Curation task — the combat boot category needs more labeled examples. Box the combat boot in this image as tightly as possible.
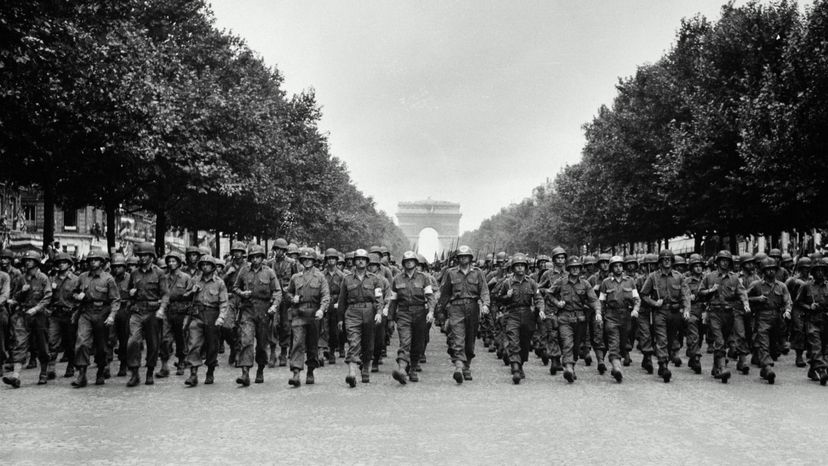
[419,354,427,364]
[610,359,623,383]
[371,358,380,373]
[71,366,87,388]
[392,362,407,385]
[762,365,775,385]
[64,364,74,378]
[2,374,21,388]
[452,360,464,384]
[714,357,730,383]
[236,367,250,387]
[278,347,287,367]
[126,368,140,387]
[327,352,336,365]
[26,357,37,369]
[511,362,521,384]
[288,369,301,387]
[689,355,702,374]
[117,361,127,377]
[519,364,526,380]
[736,354,750,375]
[462,362,472,381]
[641,354,654,374]
[185,367,198,387]
[346,363,357,388]
[361,363,370,383]
[155,360,170,378]
[95,366,106,385]
[268,345,278,368]
[408,369,419,382]
[175,358,185,376]
[46,359,57,380]
[549,356,562,376]
[583,353,592,366]
[145,368,154,385]
[37,368,48,385]
[563,363,575,383]
[596,351,607,375]
[255,365,265,383]
[204,366,215,385]
[819,368,828,386]
[795,350,806,368]
[658,362,672,383]
[305,368,315,385]
[622,352,632,367]
[672,355,682,367]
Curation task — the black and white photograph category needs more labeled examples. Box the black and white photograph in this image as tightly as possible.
[1,0,826,464]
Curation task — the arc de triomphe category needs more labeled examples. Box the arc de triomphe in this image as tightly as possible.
[396,199,461,256]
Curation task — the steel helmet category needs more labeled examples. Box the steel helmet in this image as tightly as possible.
[298,247,316,261]
[401,251,418,265]
[345,251,356,261]
[623,254,638,265]
[126,255,139,266]
[688,254,704,266]
[230,241,247,253]
[369,246,382,255]
[673,255,686,266]
[198,255,217,267]
[781,253,793,264]
[551,247,567,259]
[215,258,226,267]
[353,249,369,261]
[248,245,266,258]
[738,253,754,264]
[495,252,507,263]
[643,253,658,265]
[287,243,299,255]
[760,258,778,270]
[815,258,828,270]
[583,255,596,266]
[716,250,733,262]
[110,253,126,266]
[324,248,339,259]
[198,246,211,257]
[273,238,289,250]
[597,253,612,263]
[796,257,812,270]
[87,250,108,262]
[165,251,184,264]
[456,245,474,258]
[134,242,156,257]
[379,246,389,255]
[22,250,42,263]
[417,254,428,265]
[754,252,769,263]
[368,253,381,265]
[609,255,624,267]
[658,250,675,261]
[536,254,551,264]
[485,253,494,261]
[155,258,166,268]
[0,249,14,259]
[769,248,782,258]
[54,252,74,264]
[511,253,529,268]
[185,246,201,255]
[566,257,583,269]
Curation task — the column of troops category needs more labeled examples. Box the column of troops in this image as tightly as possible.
[0,241,826,389]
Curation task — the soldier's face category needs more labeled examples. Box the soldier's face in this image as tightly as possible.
[691,264,703,275]
[275,248,286,258]
[763,268,776,280]
[459,256,471,266]
[554,256,565,267]
[187,253,200,264]
[717,259,731,271]
[626,263,638,273]
[166,258,180,271]
[200,263,215,276]
[138,254,153,267]
[660,258,672,269]
[302,259,314,269]
[513,264,525,275]
[354,258,367,269]
[403,259,416,271]
[57,261,71,272]
[327,258,337,267]
[568,266,581,277]
[0,257,9,268]
[743,262,755,273]
[599,261,609,272]
[250,256,264,266]
[89,259,103,271]
[113,265,126,276]
[611,263,623,275]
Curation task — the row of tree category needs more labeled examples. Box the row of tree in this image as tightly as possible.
[463,0,828,256]
[0,0,408,256]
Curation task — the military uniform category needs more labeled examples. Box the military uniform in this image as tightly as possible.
[538,264,565,374]
[221,245,248,365]
[73,263,120,386]
[388,256,436,383]
[285,255,330,386]
[160,259,193,376]
[684,255,707,373]
[269,253,297,365]
[186,256,228,385]
[793,261,828,384]
[110,255,131,376]
[785,258,811,367]
[0,250,24,378]
[47,257,79,379]
[337,257,385,385]
[598,268,640,381]
[126,245,170,386]
[746,261,791,383]
[9,253,52,385]
[322,258,345,364]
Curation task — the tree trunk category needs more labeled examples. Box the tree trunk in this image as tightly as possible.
[105,201,117,254]
[154,209,167,257]
[42,183,55,253]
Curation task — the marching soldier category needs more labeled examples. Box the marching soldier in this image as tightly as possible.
[622,254,641,366]
[587,253,611,372]
[739,253,759,365]
[437,245,490,384]
[367,252,391,371]
[72,250,121,387]
[417,253,439,368]
[232,245,282,386]
[110,253,132,376]
[387,251,436,384]
[284,248,330,387]
[546,256,600,383]
[221,241,248,365]
[597,256,641,382]
[794,257,828,385]
[184,246,202,278]
[698,250,750,383]
[636,253,658,374]
[493,253,544,384]
[47,253,78,380]
[684,254,706,374]
[786,257,811,368]
[337,249,386,387]
[746,258,792,384]
[185,255,229,387]
[0,266,8,379]
[125,242,169,387]
[268,238,296,368]
[322,248,345,365]
[159,252,193,378]
[538,247,567,375]
[485,252,509,360]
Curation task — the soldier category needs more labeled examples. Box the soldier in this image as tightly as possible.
[674,255,688,275]
[486,252,509,359]
[416,253,439,369]
[586,253,611,370]
[786,257,811,368]
[0,249,21,379]
[698,250,751,383]
[746,258,792,384]
[322,248,345,365]
[794,257,828,385]
[337,249,386,387]
[221,241,248,365]
[583,255,597,279]
[546,256,600,383]
[159,252,193,378]
[185,255,229,387]
[2,251,51,387]
[367,252,391,371]
[232,245,282,386]
[769,249,790,283]
[437,245,490,384]
[268,238,296,368]
[636,253,658,374]
[0,266,8,378]
[46,253,78,380]
[597,256,641,382]
[622,254,641,366]
[184,246,201,278]
[284,248,330,387]
[640,250,691,383]
[71,250,120,387]
[343,251,355,273]
[125,242,169,387]
[493,253,544,384]
[110,253,131,376]
[739,253,759,365]
[538,247,567,375]
[684,254,706,374]
[388,251,436,384]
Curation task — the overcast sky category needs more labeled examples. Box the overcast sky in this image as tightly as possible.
[210,0,750,233]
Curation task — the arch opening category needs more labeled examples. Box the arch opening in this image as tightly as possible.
[416,227,440,263]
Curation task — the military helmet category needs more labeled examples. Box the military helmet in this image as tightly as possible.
[642,253,658,265]
[22,250,42,263]
[511,253,529,268]
[401,251,418,265]
[379,246,389,255]
[417,254,428,265]
[495,251,507,263]
[198,255,217,267]
[369,246,382,255]
[754,252,769,263]
[230,241,247,253]
[287,243,299,255]
[623,254,638,265]
[781,253,793,264]
[688,254,704,266]
[658,249,675,261]
[54,252,74,264]
[796,257,812,270]
[566,256,582,269]
[215,258,226,268]
[134,242,156,257]
[273,238,289,250]
[813,257,828,270]
[0,249,14,259]
[551,247,567,259]
[353,249,369,261]
[760,258,778,270]
[198,246,211,257]
[345,251,355,261]
[248,245,266,258]
[298,247,316,261]
[155,258,166,268]
[485,253,494,261]
[738,253,754,264]
[673,255,686,266]
[536,254,551,264]
[769,248,782,258]
[456,245,474,258]
[368,253,381,265]
[597,253,612,263]
[609,255,624,267]
[110,253,126,266]
[715,250,733,262]
[582,255,596,266]
[87,250,108,262]
[126,255,139,266]
[165,251,184,264]
[185,246,201,255]
[324,248,339,259]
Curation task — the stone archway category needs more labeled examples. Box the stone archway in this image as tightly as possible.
[396,199,461,261]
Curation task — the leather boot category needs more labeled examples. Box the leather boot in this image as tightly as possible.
[103,365,111,379]
[278,347,287,367]
[610,359,623,383]
[145,367,154,385]
[689,355,702,374]
[549,356,562,376]
[519,364,525,380]
[327,352,336,365]
[392,361,407,385]
[622,352,632,367]
[672,355,682,367]
[820,368,828,386]
[155,360,170,378]
[305,367,315,385]
[452,360,464,384]
[583,353,592,366]
[64,364,75,378]
[268,345,278,368]
[255,365,264,384]
[126,367,140,387]
[596,351,606,375]
[204,366,215,385]
[408,368,419,382]
[511,362,521,384]
[236,367,250,387]
[795,350,806,368]
[371,358,380,372]
[72,366,88,388]
[763,365,775,385]
[37,368,48,385]
[175,358,185,376]
[95,366,106,385]
[737,354,750,375]
[288,369,301,387]
[715,357,730,383]
[361,362,370,383]
[185,367,198,387]
[117,361,127,377]
[658,361,672,383]
[346,363,357,388]
[641,354,654,374]
[47,359,57,380]
[563,363,575,383]
[462,362,472,381]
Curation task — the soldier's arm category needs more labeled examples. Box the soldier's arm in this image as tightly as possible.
[269,270,282,309]
[782,285,793,314]
[217,281,230,321]
[337,280,348,324]
[680,276,691,312]
[33,276,53,312]
[107,276,121,319]
[585,281,601,315]
[736,277,749,307]
[425,280,437,314]
[158,270,170,311]
[532,281,545,314]
[436,272,452,314]
[387,279,399,321]
[0,273,9,306]
[746,281,763,302]
[478,270,490,308]
[231,269,245,297]
[640,275,658,307]
[318,274,330,312]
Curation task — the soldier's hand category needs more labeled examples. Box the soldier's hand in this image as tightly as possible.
[192,285,201,293]
[783,310,791,320]
[655,299,664,307]
[22,284,31,292]
[129,288,137,297]
[315,309,324,320]
[481,304,490,315]
[743,303,751,314]
[755,295,768,303]
[556,300,566,309]
[267,305,278,315]
[337,321,343,332]
[595,312,602,322]
[593,285,600,292]
[242,290,252,298]
[506,289,513,298]
[333,303,338,310]
[426,312,434,323]
[104,316,115,326]
[155,310,165,320]
[292,295,300,304]
[374,313,382,325]
[702,312,708,324]
[682,311,690,321]
[538,310,546,321]
[630,309,639,319]
[690,294,696,302]
[74,292,86,301]
[708,284,719,293]
[26,307,38,316]
[215,317,226,327]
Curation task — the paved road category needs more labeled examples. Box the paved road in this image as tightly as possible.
[2,330,825,465]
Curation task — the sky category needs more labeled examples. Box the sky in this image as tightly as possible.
[209,0,750,234]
